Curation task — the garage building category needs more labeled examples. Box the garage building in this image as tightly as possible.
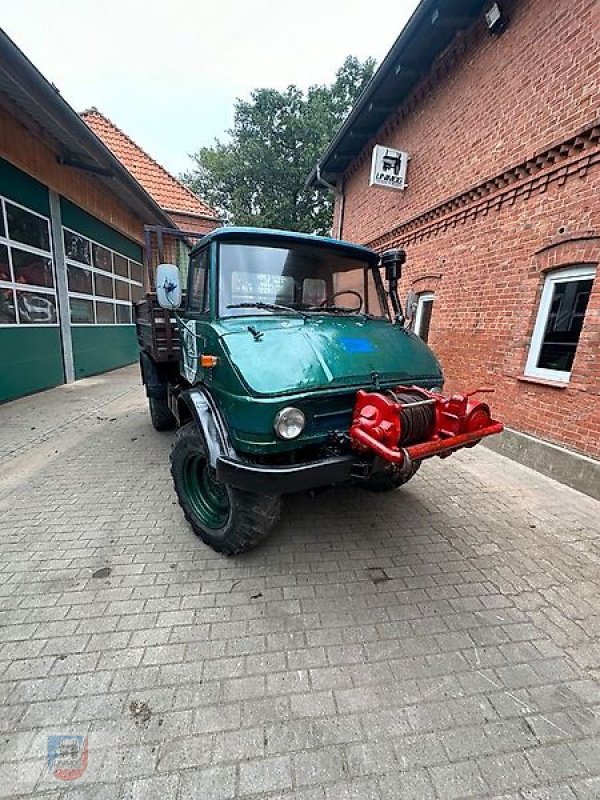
[0,30,217,403]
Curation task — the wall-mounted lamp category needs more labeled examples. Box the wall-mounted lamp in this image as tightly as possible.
[485,3,508,35]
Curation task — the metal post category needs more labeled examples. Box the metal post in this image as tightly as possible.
[49,190,75,383]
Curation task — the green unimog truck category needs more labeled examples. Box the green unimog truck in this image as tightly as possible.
[136,227,502,554]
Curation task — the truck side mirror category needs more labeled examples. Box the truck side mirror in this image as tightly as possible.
[156,263,182,309]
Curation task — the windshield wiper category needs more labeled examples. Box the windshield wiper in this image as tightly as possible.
[305,305,376,317]
[227,302,305,317]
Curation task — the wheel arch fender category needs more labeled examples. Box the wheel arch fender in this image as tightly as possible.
[177,388,235,469]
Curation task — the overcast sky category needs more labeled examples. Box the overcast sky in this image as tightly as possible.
[3,0,419,177]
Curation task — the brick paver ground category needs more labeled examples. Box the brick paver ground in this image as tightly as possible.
[1,365,599,800]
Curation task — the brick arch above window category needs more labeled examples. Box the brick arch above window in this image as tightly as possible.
[410,273,442,293]
[534,233,600,273]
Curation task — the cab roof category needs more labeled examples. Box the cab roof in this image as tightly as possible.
[189,226,380,265]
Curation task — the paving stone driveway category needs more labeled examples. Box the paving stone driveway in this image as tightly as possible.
[1,365,599,800]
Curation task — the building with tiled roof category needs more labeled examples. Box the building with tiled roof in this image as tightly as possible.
[81,108,220,235]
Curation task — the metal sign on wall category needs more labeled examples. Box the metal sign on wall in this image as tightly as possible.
[369,145,409,190]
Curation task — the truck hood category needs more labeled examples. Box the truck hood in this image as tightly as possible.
[218,315,442,396]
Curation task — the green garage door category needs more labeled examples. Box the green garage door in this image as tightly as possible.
[0,159,64,402]
[61,200,143,379]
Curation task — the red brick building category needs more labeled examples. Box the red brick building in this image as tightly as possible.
[309,0,599,496]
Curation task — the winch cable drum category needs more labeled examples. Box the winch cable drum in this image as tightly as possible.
[388,390,435,446]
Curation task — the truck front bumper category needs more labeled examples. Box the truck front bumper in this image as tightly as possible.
[216,454,356,494]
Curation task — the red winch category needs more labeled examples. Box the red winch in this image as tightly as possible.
[350,385,504,465]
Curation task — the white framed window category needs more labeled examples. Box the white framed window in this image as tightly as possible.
[414,291,434,342]
[63,227,143,326]
[0,195,58,327]
[524,265,596,383]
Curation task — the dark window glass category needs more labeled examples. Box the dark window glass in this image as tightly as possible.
[129,261,142,284]
[115,279,129,301]
[114,254,128,277]
[131,283,142,303]
[70,297,94,324]
[0,287,16,324]
[67,264,93,295]
[64,230,91,264]
[417,298,434,343]
[12,249,54,288]
[92,243,112,272]
[188,249,208,313]
[16,290,57,324]
[0,243,11,283]
[116,304,132,324]
[96,301,114,324]
[0,204,5,238]
[6,203,50,251]
[537,278,593,372]
[94,272,113,298]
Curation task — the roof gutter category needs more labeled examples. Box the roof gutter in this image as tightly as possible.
[0,28,173,228]
[314,164,345,239]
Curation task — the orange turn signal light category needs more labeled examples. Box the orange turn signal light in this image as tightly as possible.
[200,355,219,368]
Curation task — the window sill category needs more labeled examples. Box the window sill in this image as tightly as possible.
[517,375,569,389]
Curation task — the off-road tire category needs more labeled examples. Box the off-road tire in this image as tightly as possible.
[149,394,176,431]
[170,423,281,554]
[360,461,421,493]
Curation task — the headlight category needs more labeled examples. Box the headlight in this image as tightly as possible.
[274,407,305,440]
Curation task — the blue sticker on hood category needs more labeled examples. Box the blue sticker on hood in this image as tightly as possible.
[340,337,376,353]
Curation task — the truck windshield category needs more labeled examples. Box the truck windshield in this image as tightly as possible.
[218,241,387,318]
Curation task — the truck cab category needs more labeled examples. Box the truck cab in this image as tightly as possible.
[137,227,502,554]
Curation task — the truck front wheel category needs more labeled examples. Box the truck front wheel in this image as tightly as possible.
[170,423,281,555]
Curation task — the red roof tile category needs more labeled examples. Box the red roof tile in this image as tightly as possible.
[81,108,218,220]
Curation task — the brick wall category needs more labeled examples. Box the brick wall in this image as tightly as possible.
[337,0,600,459]
[168,211,220,237]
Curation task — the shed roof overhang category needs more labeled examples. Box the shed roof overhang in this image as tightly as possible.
[307,0,489,188]
[0,28,173,228]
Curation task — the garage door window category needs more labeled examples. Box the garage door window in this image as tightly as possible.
[524,265,595,382]
[63,227,143,326]
[0,196,57,326]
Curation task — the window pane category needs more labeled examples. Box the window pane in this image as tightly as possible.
[188,250,208,312]
[96,301,114,324]
[131,283,142,303]
[0,243,10,283]
[70,297,94,324]
[0,204,5,238]
[0,287,16,324]
[64,230,91,264]
[92,243,112,272]
[16,290,57,324]
[6,203,50,251]
[67,264,93,295]
[537,278,593,372]
[94,272,114,298]
[116,304,132,324]
[114,254,128,277]
[114,279,129,301]
[129,261,142,284]
[12,249,54,288]
[417,299,434,343]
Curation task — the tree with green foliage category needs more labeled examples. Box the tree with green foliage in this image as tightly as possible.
[181,56,375,235]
